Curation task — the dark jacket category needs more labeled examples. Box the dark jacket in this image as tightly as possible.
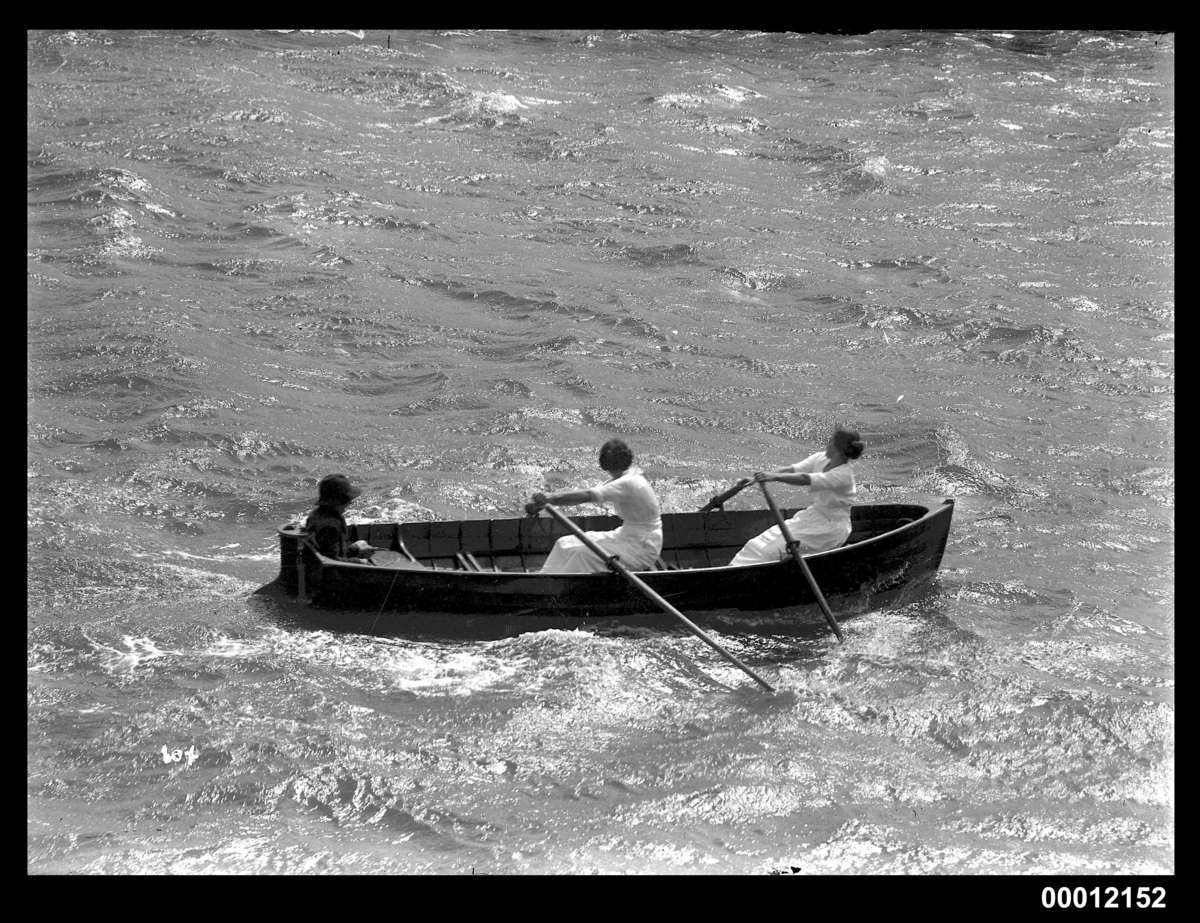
[304,504,360,560]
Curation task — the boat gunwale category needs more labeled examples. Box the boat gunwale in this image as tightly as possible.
[280,498,953,580]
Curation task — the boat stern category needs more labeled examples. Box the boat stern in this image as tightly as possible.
[276,523,307,596]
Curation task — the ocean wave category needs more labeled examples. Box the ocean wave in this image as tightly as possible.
[823,159,911,197]
[36,366,195,404]
[388,393,494,416]
[256,191,440,237]
[757,137,853,169]
[462,405,587,436]
[267,29,365,41]
[43,30,115,47]
[699,115,769,138]
[82,631,182,675]
[718,267,808,292]
[839,256,952,285]
[341,368,448,399]
[274,768,443,836]
[648,93,707,110]
[712,83,764,103]
[611,241,703,268]
[417,88,540,128]
[912,424,1044,502]
[899,97,976,122]
[855,304,946,330]
[216,107,289,124]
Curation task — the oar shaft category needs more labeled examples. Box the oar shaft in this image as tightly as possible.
[539,504,775,693]
[757,482,845,642]
[699,478,753,513]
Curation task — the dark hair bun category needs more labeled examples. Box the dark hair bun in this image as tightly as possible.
[833,428,865,460]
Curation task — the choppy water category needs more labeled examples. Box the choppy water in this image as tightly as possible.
[27,29,1172,876]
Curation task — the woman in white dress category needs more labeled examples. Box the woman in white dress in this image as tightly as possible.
[729,427,864,566]
[525,439,663,573]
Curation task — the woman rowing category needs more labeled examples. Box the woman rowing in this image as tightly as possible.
[729,426,864,566]
[525,438,663,573]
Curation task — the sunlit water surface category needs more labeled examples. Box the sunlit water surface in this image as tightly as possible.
[28,29,1172,875]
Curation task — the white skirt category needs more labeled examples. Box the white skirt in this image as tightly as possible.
[728,510,850,566]
[539,527,661,574]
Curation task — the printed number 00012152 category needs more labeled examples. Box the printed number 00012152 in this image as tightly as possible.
[1040,886,1166,910]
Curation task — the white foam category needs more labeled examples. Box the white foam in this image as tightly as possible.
[472,91,528,113]
[712,84,762,103]
[201,635,274,659]
[85,632,180,673]
[271,29,365,40]
[861,156,890,176]
[384,647,523,697]
[655,93,705,109]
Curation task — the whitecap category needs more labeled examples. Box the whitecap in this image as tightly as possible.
[471,91,528,113]
[84,632,180,674]
[712,83,763,103]
[654,93,705,109]
[862,156,890,175]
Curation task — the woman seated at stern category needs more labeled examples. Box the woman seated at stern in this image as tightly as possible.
[305,473,376,561]
[525,438,663,573]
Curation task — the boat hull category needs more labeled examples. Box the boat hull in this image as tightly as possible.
[258,500,954,634]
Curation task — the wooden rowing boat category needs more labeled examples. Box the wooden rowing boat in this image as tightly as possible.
[257,499,954,636]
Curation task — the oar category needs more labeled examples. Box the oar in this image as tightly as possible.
[756,481,845,643]
[537,502,775,694]
[698,477,753,513]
